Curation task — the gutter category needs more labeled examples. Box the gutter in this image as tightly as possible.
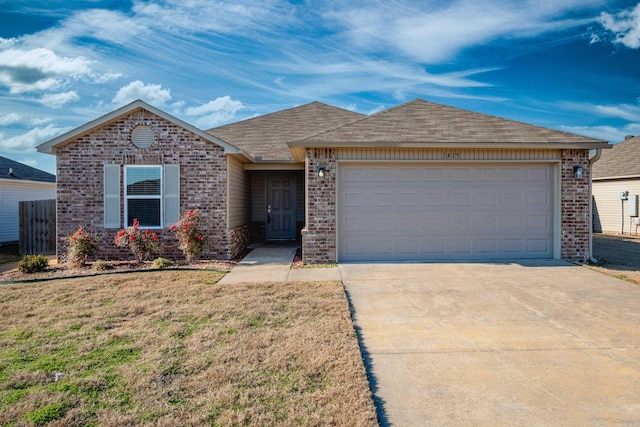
[589,149,603,263]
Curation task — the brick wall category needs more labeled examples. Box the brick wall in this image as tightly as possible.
[561,149,591,262]
[55,108,244,261]
[302,148,337,264]
[228,224,250,259]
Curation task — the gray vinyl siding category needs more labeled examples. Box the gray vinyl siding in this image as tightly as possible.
[0,181,56,243]
[593,178,640,234]
[227,156,250,229]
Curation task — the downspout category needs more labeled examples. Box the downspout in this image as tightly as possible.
[589,149,603,263]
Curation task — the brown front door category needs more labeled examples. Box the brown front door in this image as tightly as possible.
[267,177,296,240]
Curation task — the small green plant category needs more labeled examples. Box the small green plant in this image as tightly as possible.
[66,226,101,267]
[170,209,206,262]
[114,219,162,263]
[17,254,49,274]
[152,257,172,269]
[24,402,69,425]
[93,259,113,271]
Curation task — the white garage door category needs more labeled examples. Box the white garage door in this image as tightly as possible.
[338,163,555,261]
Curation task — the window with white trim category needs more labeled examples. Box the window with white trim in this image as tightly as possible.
[124,165,162,228]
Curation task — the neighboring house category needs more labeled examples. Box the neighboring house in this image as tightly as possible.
[592,135,640,234]
[37,98,608,263]
[0,156,56,244]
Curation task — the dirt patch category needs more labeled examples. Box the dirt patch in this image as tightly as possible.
[590,234,640,284]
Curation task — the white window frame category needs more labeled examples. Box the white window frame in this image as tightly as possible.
[124,165,163,229]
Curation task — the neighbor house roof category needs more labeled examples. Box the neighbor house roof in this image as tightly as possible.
[0,156,55,183]
[592,136,640,180]
[207,102,364,162]
[37,100,250,159]
[289,99,608,154]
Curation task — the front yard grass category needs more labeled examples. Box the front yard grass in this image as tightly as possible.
[0,270,377,426]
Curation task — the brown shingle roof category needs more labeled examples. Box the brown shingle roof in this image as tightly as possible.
[206,102,364,161]
[592,136,640,179]
[292,99,606,146]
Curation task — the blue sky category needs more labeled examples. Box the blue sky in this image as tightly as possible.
[0,0,639,174]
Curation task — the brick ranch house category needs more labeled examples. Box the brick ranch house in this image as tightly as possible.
[37,98,608,264]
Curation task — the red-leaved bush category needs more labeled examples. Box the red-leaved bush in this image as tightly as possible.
[170,209,206,262]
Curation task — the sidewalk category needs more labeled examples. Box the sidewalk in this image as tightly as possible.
[218,246,341,285]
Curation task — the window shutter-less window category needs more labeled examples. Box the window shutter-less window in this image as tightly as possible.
[164,164,180,227]
[104,164,121,228]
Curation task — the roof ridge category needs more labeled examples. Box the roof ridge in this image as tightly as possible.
[206,101,354,132]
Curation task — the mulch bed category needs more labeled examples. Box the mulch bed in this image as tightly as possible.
[0,259,238,283]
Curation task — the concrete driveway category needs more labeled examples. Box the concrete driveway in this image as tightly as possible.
[340,260,640,426]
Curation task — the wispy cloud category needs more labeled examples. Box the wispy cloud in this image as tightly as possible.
[561,123,640,143]
[0,113,22,126]
[39,91,79,108]
[0,124,70,151]
[598,3,640,48]
[330,0,602,63]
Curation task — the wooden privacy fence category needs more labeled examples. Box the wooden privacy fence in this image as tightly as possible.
[19,199,56,255]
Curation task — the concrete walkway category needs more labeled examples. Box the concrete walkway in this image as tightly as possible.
[217,246,341,285]
[341,261,640,426]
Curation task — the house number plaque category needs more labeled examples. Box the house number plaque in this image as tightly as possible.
[440,151,462,160]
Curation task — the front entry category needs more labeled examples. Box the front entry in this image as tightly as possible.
[266,177,296,240]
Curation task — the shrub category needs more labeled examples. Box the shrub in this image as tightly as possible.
[114,219,162,263]
[93,259,113,271]
[170,209,206,262]
[66,226,101,267]
[17,254,49,274]
[152,257,172,269]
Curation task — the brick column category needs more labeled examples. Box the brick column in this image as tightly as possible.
[561,149,590,262]
[302,148,337,264]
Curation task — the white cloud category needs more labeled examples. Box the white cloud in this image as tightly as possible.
[39,91,80,109]
[63,9,146,45]
[0,124,70,151]
[19,157,39,168]
[0,113,22,126]
[332,0,601,63]
[561,123,640,143]
[185,96,245,128]
[31,117,53,126]
[0,47,93,93]
[594,102,640,122]
[112,81,172,106]
[598,4,640,49]
[132,0,289,35]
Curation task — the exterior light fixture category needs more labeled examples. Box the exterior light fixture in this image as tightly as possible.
[317,166,326,179]
[573,165,584,179]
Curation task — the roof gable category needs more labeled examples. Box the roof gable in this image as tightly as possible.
[0,155,55,183]
[592,136,640,179]
[207,101,364,162]
[291,99,607,148]
[37,100,246,157]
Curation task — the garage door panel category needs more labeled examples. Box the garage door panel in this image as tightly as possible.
[424,192,446,206]
[528,239,550,253]
[450,192,471,206]
[450,240,473,254]
[477,239,498,254]
[502,168,524,181]
[338,163,555,261]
